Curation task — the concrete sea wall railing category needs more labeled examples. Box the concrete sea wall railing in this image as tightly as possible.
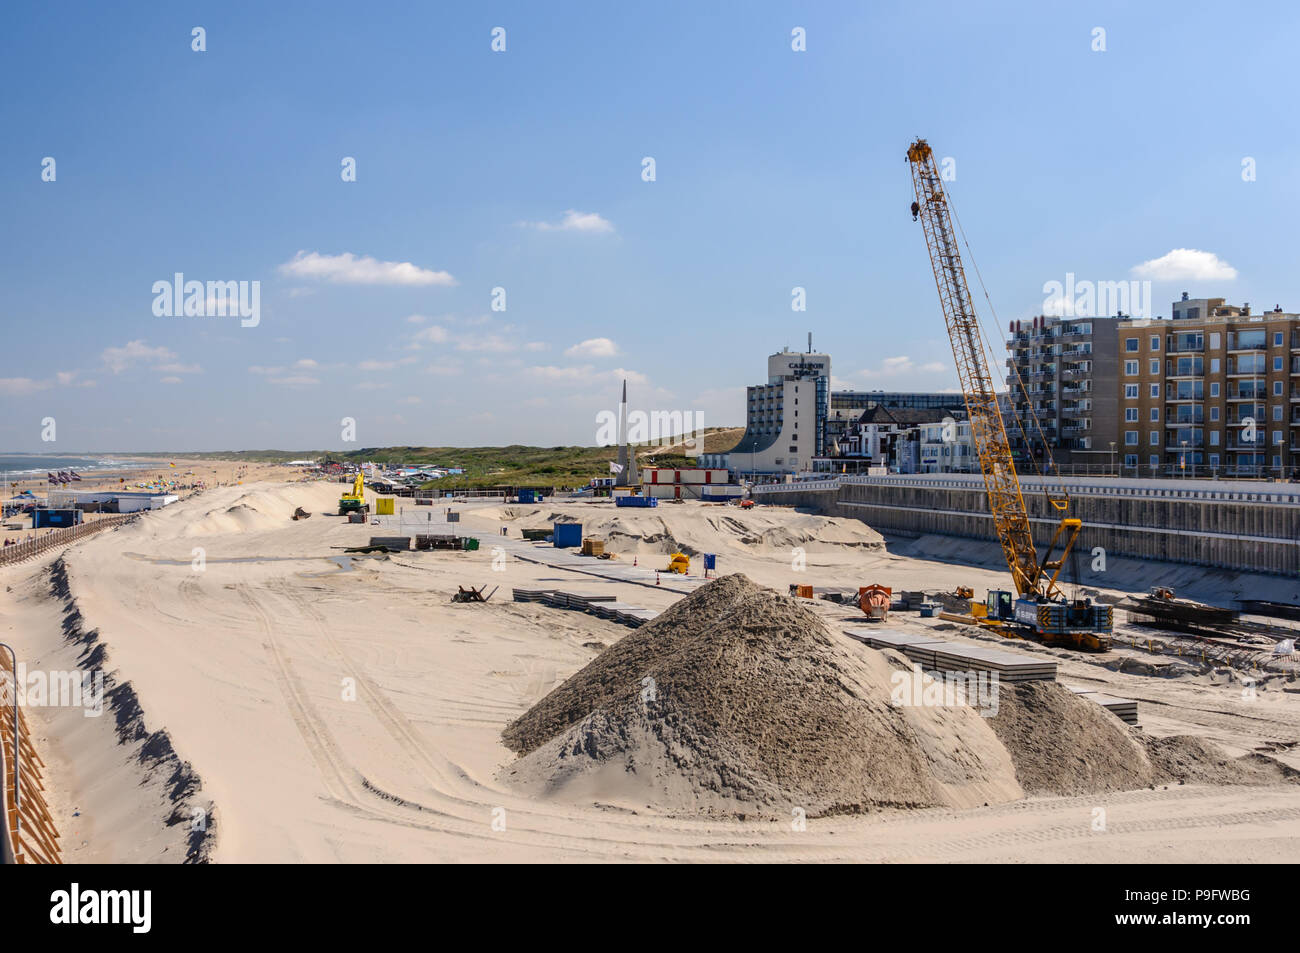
[753,474,1300,576]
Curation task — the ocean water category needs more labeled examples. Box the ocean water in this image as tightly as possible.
[0,455,141,476]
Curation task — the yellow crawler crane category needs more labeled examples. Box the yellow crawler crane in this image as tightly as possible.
[906,138,1111,651]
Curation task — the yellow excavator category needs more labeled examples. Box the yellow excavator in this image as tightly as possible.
[338,473,368,516]
[906,138,1111,651]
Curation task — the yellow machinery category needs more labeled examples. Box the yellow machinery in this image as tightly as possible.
[906,139,1111,651]
[338,473,368,516]
[665,552,690,574]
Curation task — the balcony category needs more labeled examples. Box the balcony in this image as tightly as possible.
[1166,342,1204,353]
[1166,414,1204,426]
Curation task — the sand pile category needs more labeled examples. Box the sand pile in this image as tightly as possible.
[987,682,1155,795]
[180,487,302,536]
[1142,734,1300,786]
[501,574,1021,818]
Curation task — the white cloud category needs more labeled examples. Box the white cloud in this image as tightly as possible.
[565,337,619,358]
[1131,248,1238,281]
[526,209,615,234]
[406,314,428,324]
[0,377,48,396]
[156,362,202,374]
[358,357,417,371]
[857,356,945,379]
[526,365,648,387]
[279,250,456,287]
[295,358,318,369]
[101,340,177,373]
[411,325,449,345]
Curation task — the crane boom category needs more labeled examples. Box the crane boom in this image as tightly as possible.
[906,139,1042,596]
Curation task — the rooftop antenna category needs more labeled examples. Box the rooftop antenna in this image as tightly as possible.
[807,331,812,353]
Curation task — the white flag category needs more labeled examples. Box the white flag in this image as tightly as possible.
[608,462,624,474]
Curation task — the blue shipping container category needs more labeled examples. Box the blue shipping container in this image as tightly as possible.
[518,489,539,503]
[552,523,583,548]
[615,496,658,508]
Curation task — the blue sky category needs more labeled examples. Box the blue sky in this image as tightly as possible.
[3,1,1298,452]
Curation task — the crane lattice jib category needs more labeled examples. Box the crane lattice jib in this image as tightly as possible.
[906,139,1040,596]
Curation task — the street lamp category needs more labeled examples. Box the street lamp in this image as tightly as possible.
[1181,440,1189,480]
[1108,441,1116,477]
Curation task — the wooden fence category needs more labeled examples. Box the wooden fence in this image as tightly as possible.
[1,685,61,863]
[0,513,138,568]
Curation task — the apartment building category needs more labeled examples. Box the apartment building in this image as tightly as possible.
[1117,295,1300,477]
[1005,314,1121,470]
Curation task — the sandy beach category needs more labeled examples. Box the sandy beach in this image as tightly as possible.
[2,475,1297,863]
[2,460,292,545]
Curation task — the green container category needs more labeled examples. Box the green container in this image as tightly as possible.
[462,537,480,551]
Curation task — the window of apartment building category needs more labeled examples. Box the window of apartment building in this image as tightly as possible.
[1149,383,1160,398]
[1209,454,1219,467]
[1274,431,1283,446]
[1275,406,1284,421]
[1275,332,1284,347]
[1150,335,1160,351]
[1125,407,1138,422]
[1150,454,1159,468]
[1210,431,1220,446]
[1125,431,1138,446]
[1210,382,1220,397]
[1150,359,1159,374]
[1125,454,1138,467]
[1149,431,1159,446]
[1276,381,1285,397]
[1275,356,1284,372]
[1125,360,1138,375]
[1210,406,1220,422]
[1150,407,1160,422]
[1209,332,1221,349]
[1125,337,1139,352]
[1210,358,1220,373]
[1125,384,1138,399]
[1275,455,1283,468]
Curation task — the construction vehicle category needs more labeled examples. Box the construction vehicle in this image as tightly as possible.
[906,138,1112,651]
[338,473,368,517]
[859,584,891,622]
[665,552,690,574]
